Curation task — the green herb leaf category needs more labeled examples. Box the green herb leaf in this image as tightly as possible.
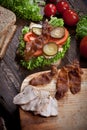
[49,16,64,27]
[76,15,87,38]
[0,0,43,21]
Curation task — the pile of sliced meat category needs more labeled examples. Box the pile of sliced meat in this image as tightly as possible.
[29,60,83,100]
[56,60,83,99]
[13,60,83,117]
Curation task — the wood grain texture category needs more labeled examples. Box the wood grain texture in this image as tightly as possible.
[19,69,87,130]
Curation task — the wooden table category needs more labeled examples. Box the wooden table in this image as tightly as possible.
[0,0,87,130]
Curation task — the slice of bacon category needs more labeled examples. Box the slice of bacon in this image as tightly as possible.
[55,67,68,100]
[56,60,83,100]
[29,66,58,86]
[67,60,83,94]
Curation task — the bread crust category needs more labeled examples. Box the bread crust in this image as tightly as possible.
[0,35,6,49]
[0,25,17,59]
[0,6,16,37]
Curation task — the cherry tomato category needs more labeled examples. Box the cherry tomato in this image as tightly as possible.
[56,0,69,14]
[80,36,87,58]
[44,4,57,17]
[63,9,79,26]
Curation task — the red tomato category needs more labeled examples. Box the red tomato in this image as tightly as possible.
[63,9,79,26]
[80,36,87,58]
[56,0,69,14]
[24,32,36,42]
[44,4,57,17]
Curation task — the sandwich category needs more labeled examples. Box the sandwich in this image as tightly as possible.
[17,16,71,70]
[13,60,83,117]
[0,6,16,59]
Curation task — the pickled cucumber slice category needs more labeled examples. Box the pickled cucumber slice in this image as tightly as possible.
[43,42,58,56]
[50,27,65,38]
[32,27,42,35]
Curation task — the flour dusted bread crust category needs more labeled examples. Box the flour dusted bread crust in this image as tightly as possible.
[0,35,6,49]
[0,6,16,37]
[0,25,17,59]
[0,6,17,59]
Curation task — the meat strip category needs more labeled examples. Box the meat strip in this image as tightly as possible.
[55,67,68,100]
[67,60,83,94]
[55,60,83,100]
[29,66,58,86]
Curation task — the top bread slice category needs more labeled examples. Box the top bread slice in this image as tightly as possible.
[0,6,16,37]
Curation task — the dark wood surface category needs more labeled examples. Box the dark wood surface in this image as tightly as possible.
[0,0,87,130]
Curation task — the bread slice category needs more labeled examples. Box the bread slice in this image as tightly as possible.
[21,70,60,97]
[0,25,17,59]
[0,35,6,49]
[0,6,16,37]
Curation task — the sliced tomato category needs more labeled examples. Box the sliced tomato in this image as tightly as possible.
[33,49,43,57]
[24,32,37,42]
[48,28,69,45]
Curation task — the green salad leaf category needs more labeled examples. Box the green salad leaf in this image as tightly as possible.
[22,26,29,35]
[76,15,87,38]
[18,17,71,70]
[0,0,43,21]
[49,16,64,27]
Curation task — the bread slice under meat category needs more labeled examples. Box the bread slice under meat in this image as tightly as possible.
[0,25,17,59]
[21,70,60,97]
[0,6,16,37]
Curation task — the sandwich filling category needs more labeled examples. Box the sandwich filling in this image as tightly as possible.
[17,17,71,70]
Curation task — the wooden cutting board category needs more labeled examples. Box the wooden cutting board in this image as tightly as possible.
[19,69,87,130]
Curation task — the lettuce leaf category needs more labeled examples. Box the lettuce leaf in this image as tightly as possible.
[0,0,43,21]
[49,16,64,27]
[76,15,87,38]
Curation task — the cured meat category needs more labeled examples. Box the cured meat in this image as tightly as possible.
[56,60,83,99]
[34,97,58,117]
[56,67,68,100]
[29,65,58,86]
[13,85,39,104]
[13,85,58,117]
[13,60,83,117]
[67,60,83,94]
